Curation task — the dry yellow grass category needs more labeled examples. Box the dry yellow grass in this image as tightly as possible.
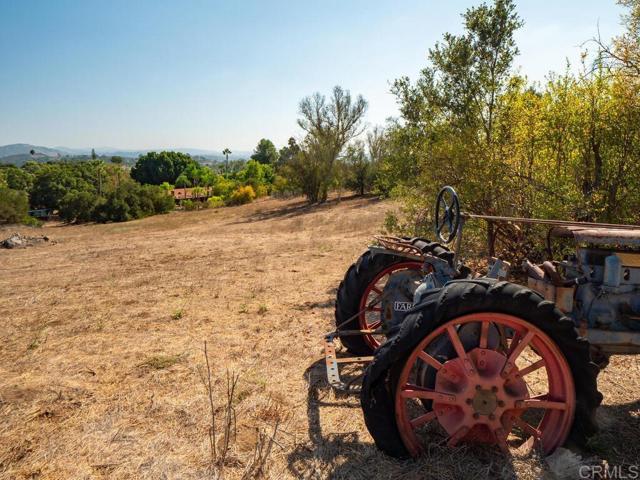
[0,195,638,479]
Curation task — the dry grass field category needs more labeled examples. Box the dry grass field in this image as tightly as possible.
[1,195,639,480]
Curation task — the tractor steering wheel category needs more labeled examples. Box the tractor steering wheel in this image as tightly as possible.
[434,186,460,244]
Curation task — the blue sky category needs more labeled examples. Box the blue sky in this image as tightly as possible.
[0,1,624,152]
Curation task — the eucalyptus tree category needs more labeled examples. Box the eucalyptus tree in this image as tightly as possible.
[295,86,368,202]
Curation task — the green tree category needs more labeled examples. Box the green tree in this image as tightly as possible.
[175,173,191,188]
[91,148,97,160]
[277,137,301,169]
[251,139,279,164]
[222,148,232,172]
[0,187,29,224]
[597,0,640,76]
[343,141,374,196]
[130,151,197,185]
[290,86,368,202]
[2,166,34,191]
[59,190,98,223]
[387,0,523,241]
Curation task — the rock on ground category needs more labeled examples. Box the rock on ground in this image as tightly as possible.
[0,232,50,249]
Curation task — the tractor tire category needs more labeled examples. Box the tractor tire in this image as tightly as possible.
[334,239,454,355]
[361,279,602,458]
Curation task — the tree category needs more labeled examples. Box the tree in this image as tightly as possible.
[388,0,523,239]
[277,137,301,169]
[91,148,97,160]
[366,126,388,164]
[59,190,98,223]
[2,166,34,191]
[111,156,124,164]
[0,187,28,224]
[222,148,232,169]
[175,173,191,188]
[343,141,374,196]
[130,151,197,185]
[251,139,279,164]
[597,0,640,77]
[237,159,274,192]
[293,86,368,202]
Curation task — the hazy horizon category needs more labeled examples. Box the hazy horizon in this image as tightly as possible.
[0,0,624,151]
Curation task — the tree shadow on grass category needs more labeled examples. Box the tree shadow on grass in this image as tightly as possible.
[229,195,382,225]
[286,358,526,480]
[588,399,640,468]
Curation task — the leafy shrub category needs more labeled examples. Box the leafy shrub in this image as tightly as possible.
[271,174,295,198]
[182,199,197,211]
[255,184,268,198]
[89,182,174,223]
[0,187,29,224]
[21,215,43,227]
[212,177,237,198]
[207,196,224,208]
[141,185,175,214]
[93,191,132,222]
[59,190,99,223]
[227,185,256,205]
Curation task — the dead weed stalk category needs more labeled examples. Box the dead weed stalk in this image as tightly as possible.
[202,341,279,479]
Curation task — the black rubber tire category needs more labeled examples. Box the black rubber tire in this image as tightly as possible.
[360,279,602,458]
[335,239,454,355]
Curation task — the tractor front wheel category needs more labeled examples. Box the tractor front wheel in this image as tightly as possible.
[361,279,602,457]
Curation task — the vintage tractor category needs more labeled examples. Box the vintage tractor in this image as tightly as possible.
[325,186,640,456]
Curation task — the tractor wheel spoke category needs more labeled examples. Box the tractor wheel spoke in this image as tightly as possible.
[418,351,443,371]
[371,286,382,295]
[512,416,542,440]
[410,411,437,428]
[400,384,456,403]
[518,396,568,411]
[479,320,490,349]
[446,426,469,447]
[446,325,476,376]
[516,359,546,378]
[508,331,522,356]
[494,427,510,454]
[368,321,382,330]
[502,330,535,377]
[446,325,467,360]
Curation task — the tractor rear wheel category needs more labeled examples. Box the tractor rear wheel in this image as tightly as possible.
[335,240,454,355]
[360,279,602,457]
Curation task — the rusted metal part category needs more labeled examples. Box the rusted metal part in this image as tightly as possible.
[527,277,575,313]
[487,258,510,280]
[464,213,640,230]
[324,332,374,392]
[372,236,425,259]
[549,226,640,247]
[585,329,640,354]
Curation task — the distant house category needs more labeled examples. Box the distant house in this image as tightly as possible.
[170,187,213,200]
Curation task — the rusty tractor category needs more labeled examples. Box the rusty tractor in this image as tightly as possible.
[326,186,640,456]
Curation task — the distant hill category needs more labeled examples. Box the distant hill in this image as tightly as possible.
[0,143,64,159]
[0,143,252,165]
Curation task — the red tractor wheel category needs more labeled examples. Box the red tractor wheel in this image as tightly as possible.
[335,240,455,355]
[357,261,424,351]
[395,313,575,455]
[361,280,602,458]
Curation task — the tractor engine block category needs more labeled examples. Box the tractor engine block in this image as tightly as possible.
[568,249,640,331]
[528,249,640,332]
